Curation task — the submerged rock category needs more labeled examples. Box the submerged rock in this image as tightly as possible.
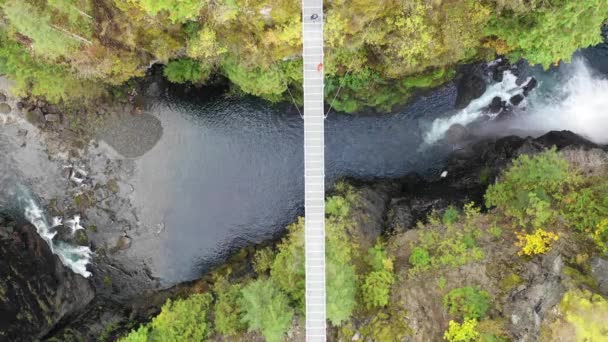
[0,217,94,340]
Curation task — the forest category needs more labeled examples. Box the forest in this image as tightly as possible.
[0,0,607,112]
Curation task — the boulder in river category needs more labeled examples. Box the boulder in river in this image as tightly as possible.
[455,65,487,109]
[0,92,6,102]
[510,94,524,106]
[0,217,94,340]
[26,107,45,126]
[489,96,504,113]
[45,113,60,122]
[523,77,538,96]
[0,103,11,114]
[444,123,470,144]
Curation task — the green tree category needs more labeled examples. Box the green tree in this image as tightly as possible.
[326,218,357,325]
[135,0,206,23]
[163,58,210,84]
[119,325,150,342]
[485,149,577,226]
[485,0,608,68]
[2,0,84,59]
[361,270,395,309]
[150,293,213,341]
[239,279,294,342]
[213,277,246,336]
[0,32,103,102]
[120,293,213,341]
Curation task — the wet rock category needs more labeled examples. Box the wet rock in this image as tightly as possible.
[590,257,608,296]
[444,123,469,144]
[489,96,504,113]
[510,94,524,106]
[455,66,487,109]
[46,104,60,114]
[523,77,538,96]
[490,59,510,83]
[116,234,132,250]
[45,113,61,122]
[27,107,45,126]
[0,92,6,102]
[17,129,28,137]
[512,59,531,86]
[0,218,94,340]
[16,101,24,110]
[0,102,11,114]
[534,130,598,150]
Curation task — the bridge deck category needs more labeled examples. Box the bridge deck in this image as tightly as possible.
[302,0,325,341]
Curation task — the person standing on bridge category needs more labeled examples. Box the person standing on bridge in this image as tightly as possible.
[317,63,323,72]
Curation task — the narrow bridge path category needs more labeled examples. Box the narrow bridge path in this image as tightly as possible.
[302,0,326,341]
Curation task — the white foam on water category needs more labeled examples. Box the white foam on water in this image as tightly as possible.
[23,196,92,277]
[423,69,528,145]
[509,58,608,144]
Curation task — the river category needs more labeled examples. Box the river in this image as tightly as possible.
[2,47,608,285]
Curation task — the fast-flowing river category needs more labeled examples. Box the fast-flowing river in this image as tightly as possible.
[2,47,608,285]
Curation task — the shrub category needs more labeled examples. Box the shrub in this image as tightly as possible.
[444,286,491,320]
[252,247,275,275]
[443,206,460,226]
[239,279,293,342]
[361,241,395,309]
[559,290,608,341]
[561,187,608,233]
[361,270,395,309]
[489,221,503,239]
[326,195,350,219]
[119,325,149,342]
[408,221,485,277]
[163,58,210,84]
[444,319,479,342]
[515,228,559,256]
[409,246,431,269]
[594,219,608,253]
[359,309,411,341]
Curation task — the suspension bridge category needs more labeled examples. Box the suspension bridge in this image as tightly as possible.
[302,0,326,340]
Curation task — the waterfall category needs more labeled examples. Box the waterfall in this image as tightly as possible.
[509,58,608,144]
[422,57,608,145]
[16,186,92,278]
[423,69,527,145]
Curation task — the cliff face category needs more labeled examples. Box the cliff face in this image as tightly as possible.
[0,216,94,341]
